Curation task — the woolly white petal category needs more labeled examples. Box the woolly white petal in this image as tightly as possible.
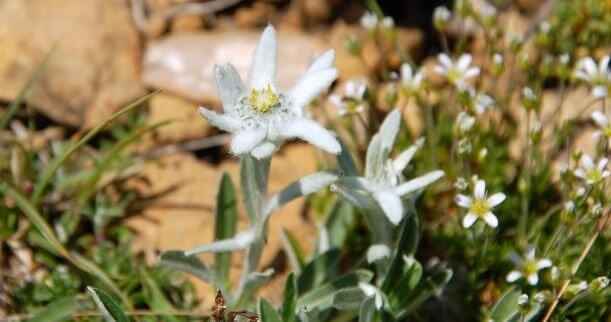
[373,190,404,225]
[251,142,277,159]
[230,129,267,155]
[483,212,498,228]
[537,258,552,269]
[527,273,539,285]
[214,64,245,112]
[462,213,478,228]
[438,53,452,68]
[474,180,486,199]
[506,270,522,282]
[199,107,240,132]
[395,170,444,195]
[185,229,255,255]
[248,25,277,90]
[279,118,341,154]
[592,111,609,127]
[487,193,506,207]
[290,69,338,112]
[306,50,335,74]
[392,145,420,172]
[457,54,473,70]
[455,194,472,208]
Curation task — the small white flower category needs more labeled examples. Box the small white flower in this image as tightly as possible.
[559,53,570,65]
[435,54,480,88]
[454,177,469,190]
[522,87,537,101]
[334,111,444,225]
[330,80,367,116]
[517,294,529,306]
[539,21,551,34]
[457,138,472,155]
[493,53,503,65]
[358,282,385,309]
[360,11,378,29]
[574,56,610,98]
[433,6,451,29]
[574,154,610,185]
[564,201,575,213]
[456,112,476,133]
[456,179,505,228]
[468,89,494,114]
[199,25,341,159]
[591,110,611,144]
[381,16,394,28]
[506,247,552,285]
[400,63,425,93]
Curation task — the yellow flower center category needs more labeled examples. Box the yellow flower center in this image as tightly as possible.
[470,199,490,217]
[586,169,602,183]
[603,126,611,138]
[523,260,538,276]
[248,85,280,113]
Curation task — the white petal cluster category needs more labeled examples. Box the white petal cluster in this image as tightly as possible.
[506,247,552,285]
[360,11,394,30]
[456,180,505,228]
[334,109,444,225]
[435,54,481,89]
[400,63,425,94]
[574,154,610,185]
[199,25,341,159]
[329,80,367,116]
[574,56,610,98]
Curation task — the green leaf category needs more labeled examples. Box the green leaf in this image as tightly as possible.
[297,270,373,311]
[281,229,306,273]
[359,297,376,322]
[87,287,130,322]
[490,287,521,322]
[336,139,359,176]
[0,46,55,129]
[382,214,419,293]
[27,296,80,322]
[32,91,159,204]
[331,287,367,310]
[281,273,298,322]
[259,298,282,322]
[297,249,341,293]
[159,250,214,282]
[325,200,355,249]
[140,267,180,322]
[214,172,238,288]
[240,155,270,222]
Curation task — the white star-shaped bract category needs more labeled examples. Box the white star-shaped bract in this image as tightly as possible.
[456,179,505,228]
[574,154,610,185]
[199,25,341,159]
[574,55,610,98]
[435,53,480,89]
[334,109,444,225]
[506,247,552,286]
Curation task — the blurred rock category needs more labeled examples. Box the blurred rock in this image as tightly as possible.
[0,0,144,127]
[171,15,204,33]
[516,0,544,13]
[142,31,326,104]
[149,93,209,141]
[235,2,276,28]
[330,23,369,79]
[129,144,319,307]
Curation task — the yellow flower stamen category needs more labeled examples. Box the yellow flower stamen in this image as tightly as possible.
[248,85,280,113]
[470,199,490,217]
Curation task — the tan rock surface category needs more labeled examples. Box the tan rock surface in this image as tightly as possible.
[129,144,320,307]
[149,93,210,141]
[0,0,144,127]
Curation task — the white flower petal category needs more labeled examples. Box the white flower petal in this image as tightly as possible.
[306,50,335,74]
[392,144,420,173]
[581,57,598,75]
[401,63,413,81]
[598,158,608,170]
[248,25,277,90]
[214,63,245,112]
[438,53,452,68]
[251,142,277,159]
[395,170,444,196]
[487,193,506,207]
[366,244,391,263]
[527,273,539,285]
[592,111,609,127]
[573,169,586,179]
[373,190,404,225]
[506,270,522,282]
[474,180,486,199]
[464,67,481,79]
[525,246,536,260]
[457,54,473,70]
[199,107,240,132]
[378,109,402,154]
[600,55,610,73]
[290,69,338,112]
[537,258,552,269]
[455,194,472,208]
[462,213,478,228]
[230,129,267,155]
[279,118,341,154]
[483,212,498,228]
[593,86,608,99]
[580,154,594,169]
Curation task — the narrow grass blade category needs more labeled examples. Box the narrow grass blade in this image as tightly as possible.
[87,287,130,322]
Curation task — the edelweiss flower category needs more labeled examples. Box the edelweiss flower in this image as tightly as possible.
[574,154,610,185]
[199,25,341,159]
[591,110,611,143]
[574,56,610,98]
[456,179,505,228]
[507,247,552,285]
[334,110,444,224]
[400,63,425,94]
[329,80,367,116]
[435,54,480,88]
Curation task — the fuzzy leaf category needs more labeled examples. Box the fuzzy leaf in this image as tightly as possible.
[264,172,338,218]
[359,297,377,322]
[240,156,270,222]
[382,214,419,292]
[490,287,521,322]
[215,173,238,286]
[297,270,373,311]
[259,298,282,322]
[184,228,255,256]
[159,250,213,282]
[297,249,341,293]
[331,287,367,310]
[281,229,306,273]
[281,273,298,322]
[87,287,130,322]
